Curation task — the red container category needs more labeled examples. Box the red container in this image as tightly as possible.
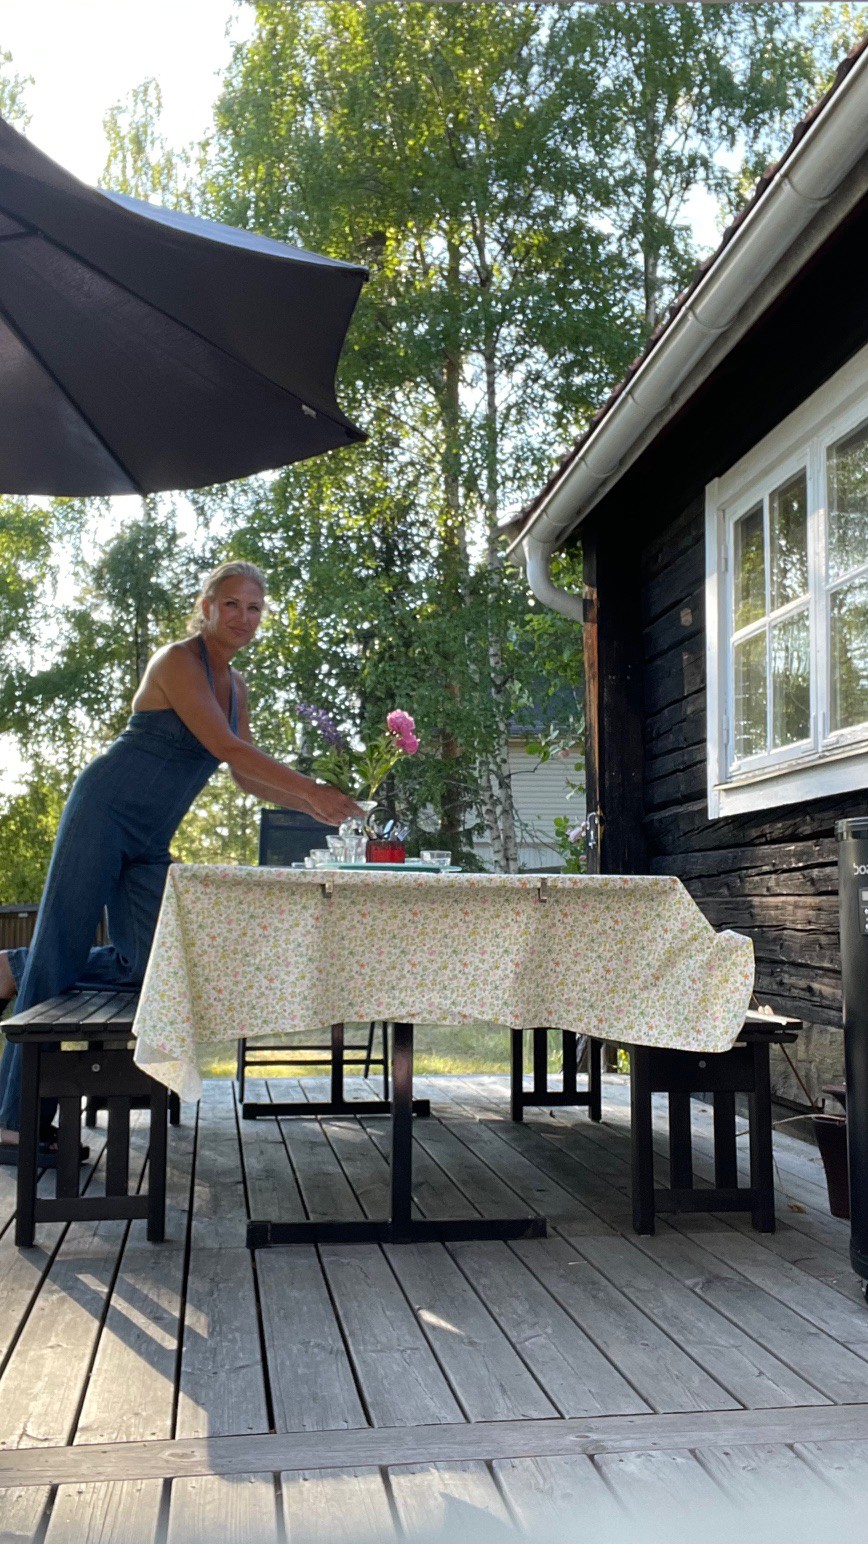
[366,838,406,864]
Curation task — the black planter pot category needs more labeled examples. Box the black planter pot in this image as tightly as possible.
[813,1114,850,1220]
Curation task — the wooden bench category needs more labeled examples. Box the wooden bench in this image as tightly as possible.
[510,1030,602,1122]
[628,1010,801,1235]
[3,988,169,1247]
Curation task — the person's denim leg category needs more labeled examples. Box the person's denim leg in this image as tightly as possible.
[0,1040,22,1133]
[76,855,170,989]
[0,774,123,1131]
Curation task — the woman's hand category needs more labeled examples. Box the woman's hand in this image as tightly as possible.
[304,781,364,828]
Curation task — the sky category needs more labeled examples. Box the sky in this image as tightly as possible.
[0,0,250,182]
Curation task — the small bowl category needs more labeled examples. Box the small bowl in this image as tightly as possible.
[420,849,452,868]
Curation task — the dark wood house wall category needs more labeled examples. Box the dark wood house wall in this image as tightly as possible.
[583,493,853,1100]
[640,498,853,1049]
[573,186,868,1100]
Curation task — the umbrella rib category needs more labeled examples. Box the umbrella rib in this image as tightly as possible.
[0,287,145,493]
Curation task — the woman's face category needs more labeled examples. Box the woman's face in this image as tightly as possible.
[203,577,264,649]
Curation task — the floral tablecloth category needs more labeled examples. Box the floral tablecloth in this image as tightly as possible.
[132,865,755,1103]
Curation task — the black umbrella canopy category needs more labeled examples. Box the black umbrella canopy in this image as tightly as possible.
[0,117,367,495]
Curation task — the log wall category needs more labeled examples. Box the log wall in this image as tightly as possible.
[640,495,861,1102]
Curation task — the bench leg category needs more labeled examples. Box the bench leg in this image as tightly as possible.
[588,1037,602,1122]
[381,1023,390,1102]
[713,1090,738,1188]
[56,1096,82,1199]
[84,1097,99,1128]
[749,1042,776,1232]
[15,1043,40,1248]
[236,1038,246,1103]
[105,1097,130,1197]
[169,1092,181,1127]
[562,1032,578,1101]
[330,1023,345,1106]
[510,1030,524,1122]
[630,1047,655,1234]
[668,1091,693,1190]
[532,1028,548,1101]
[148,1084,168,1243]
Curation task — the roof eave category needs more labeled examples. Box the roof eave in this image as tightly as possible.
[509,41,868,559]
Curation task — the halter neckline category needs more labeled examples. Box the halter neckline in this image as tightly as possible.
[196,635,237,725]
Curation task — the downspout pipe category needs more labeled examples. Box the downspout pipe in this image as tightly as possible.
[521,531,583,622]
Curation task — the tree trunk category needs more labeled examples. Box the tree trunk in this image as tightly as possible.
[478,214,519,872]
[438,230,470,856]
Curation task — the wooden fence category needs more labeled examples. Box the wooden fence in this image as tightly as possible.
[0,905,108,953]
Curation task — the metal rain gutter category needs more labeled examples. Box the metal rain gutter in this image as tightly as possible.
[512,45,868,620]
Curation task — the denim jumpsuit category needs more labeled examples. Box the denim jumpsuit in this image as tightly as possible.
[0,637,237,1131]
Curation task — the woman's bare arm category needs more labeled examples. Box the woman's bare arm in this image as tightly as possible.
[152,645,360,826]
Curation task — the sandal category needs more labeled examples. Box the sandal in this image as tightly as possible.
[0,1138,59,1169]
[39,1123,90,1163]
[0,1127,90,1167]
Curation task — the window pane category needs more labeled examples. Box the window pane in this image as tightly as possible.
[733,632,767,758]
[771,608,810,748]
[733,504,765,631]
[828,419,868,581]
[831,578,868,731]
[769,470,808,610]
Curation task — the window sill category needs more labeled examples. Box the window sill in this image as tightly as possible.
[711,742,868,817]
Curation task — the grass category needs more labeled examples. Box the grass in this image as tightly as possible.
[201,1022,569,1079]
[0,1017,621,1080]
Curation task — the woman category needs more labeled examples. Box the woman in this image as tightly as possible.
[0,559,360,1158]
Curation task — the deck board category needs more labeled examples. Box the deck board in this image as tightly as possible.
[0,1072,865,1539]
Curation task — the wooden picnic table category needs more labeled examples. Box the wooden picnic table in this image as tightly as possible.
[130,864,755,1249]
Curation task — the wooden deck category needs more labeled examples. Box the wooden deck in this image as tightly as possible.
[1,1072,867,1540]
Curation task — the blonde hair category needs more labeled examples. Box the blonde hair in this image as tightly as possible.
[187,560,268,635]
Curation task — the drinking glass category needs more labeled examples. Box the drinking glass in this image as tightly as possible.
[310,848,331,867]
[420,849,452,869]
[326,835,346,861]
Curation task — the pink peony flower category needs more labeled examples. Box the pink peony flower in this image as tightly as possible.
[386,709,420,755]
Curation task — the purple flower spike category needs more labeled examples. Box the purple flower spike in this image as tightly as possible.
[294,701,346,749]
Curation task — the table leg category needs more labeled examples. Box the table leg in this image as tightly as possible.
[390,1021,414,1238]
[247,1021,546,1249]
[330,1021,345,1108]
[588,1037,602,1122]
[749,1042,776,1232]
[630,1047,655,1234]
[510,1030,524,1122]
[242,1018,429,1121]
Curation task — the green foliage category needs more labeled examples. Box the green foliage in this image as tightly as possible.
[557,3,821,328]
[553,815,587,876]
[0,500,54,664]
[101,77,197,207]
[0,768,69,903]
[1,5,860,892]
[0,46,32,129]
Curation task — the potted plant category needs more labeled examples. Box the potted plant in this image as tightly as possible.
[813,1085,849,1220]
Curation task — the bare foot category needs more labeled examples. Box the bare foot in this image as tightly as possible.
[0,1129,19,1146]
[0,951,15,999]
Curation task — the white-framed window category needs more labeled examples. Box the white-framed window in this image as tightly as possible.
[706,342,868,817]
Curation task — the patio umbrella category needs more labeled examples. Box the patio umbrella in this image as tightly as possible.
[0,116,367,495]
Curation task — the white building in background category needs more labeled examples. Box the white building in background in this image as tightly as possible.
[472,736,585,871]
